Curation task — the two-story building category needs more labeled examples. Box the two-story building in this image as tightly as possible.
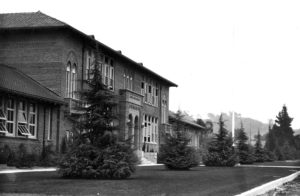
[0,11,177,163]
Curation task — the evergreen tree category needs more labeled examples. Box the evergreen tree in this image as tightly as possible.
[236,122,254,164]
[266,105,297,160]
[274,105,295,147]
[203,115,238,167]
[158,110,200,170]
[59,48,138,179]
[253,130,267,162]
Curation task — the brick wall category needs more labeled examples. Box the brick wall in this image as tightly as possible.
[0,95,61,155]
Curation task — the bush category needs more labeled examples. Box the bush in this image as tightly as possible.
[238,150,255,164]
[39,144,59,167]
[59,142,138,179]
[0,145,11,164]
[7,144,37,168]
[158,134,200,170]
[264,150,276,162]
[203,142,238,167]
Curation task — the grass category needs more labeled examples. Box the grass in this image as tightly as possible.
[0,165,299,196]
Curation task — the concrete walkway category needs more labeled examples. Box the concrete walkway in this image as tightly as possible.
[0,167,57,174]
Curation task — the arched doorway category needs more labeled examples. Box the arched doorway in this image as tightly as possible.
[134,116,139,148]
[126,114,133,140]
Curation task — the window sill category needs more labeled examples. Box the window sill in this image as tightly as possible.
[0,135,39,141]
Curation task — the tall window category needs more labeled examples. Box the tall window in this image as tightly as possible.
[123,69,133,91]
[161,95,167,124]
[71,64,76,98]
[85,50,95,80]
[66,62,77,99]
[142,115,158,144]
[28,103,37,138]
[17,100,31,137]
[6,98,15,136]
[66,62,71,97]
[46,108,52,140]
[0,96,7,134]
[141,79,158,107]
[102,57,114,90]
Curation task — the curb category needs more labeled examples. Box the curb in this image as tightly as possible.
[235,170,300,196]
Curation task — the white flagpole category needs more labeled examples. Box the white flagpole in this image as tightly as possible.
[232,111,235,146]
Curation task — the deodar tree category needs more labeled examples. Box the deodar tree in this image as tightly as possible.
[59,47,138,179]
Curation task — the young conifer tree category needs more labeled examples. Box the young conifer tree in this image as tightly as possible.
[203,114,238,166]
[158,110,199,170]
[253,130,266,162]
[59,47,138,179]
[236,122,254,164]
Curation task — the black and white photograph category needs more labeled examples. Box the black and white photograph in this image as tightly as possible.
[0,0,300,195]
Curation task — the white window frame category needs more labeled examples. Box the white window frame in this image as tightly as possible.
[0,96,7,134]
[6,98,15,136]
[66,63,71,98]
[28,102,37,139]
[46,108,52,140]
[71,64,77,99]
[66,62,77,99]
[17,100,31,137]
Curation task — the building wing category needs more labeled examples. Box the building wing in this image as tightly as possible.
[0,64,64,104]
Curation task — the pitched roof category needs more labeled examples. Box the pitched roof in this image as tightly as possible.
[0,11,177,87]
[0,64,64,104]
[169,111,205,129]
[0,11,66,28]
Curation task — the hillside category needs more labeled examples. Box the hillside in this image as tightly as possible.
[294,129,300,136]
[206,113,269,141]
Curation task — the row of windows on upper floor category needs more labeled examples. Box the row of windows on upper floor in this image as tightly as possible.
[65,52,167,108]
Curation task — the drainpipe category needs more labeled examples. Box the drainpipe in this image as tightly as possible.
[56,105,61,153]
[81,45,85,91]
[42,105,46,159]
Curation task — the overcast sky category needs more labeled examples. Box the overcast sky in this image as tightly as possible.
[2,0,300,128]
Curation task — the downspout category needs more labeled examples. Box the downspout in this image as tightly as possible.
[42,106,46,159]
[56,105,61,152]
[81,44,85,91]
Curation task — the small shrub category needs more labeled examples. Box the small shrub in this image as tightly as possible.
[158,134,200,170]
[203,146,237,167]
[39,144,59,167]
[13,144,37,168]
[0,145,11,164]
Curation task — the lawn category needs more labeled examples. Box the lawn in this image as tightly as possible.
[0,166,299,196]
[251,160,300,167]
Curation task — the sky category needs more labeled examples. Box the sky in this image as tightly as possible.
[2,0,300,128]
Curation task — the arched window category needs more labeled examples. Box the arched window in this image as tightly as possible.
[66,62,77,99]
[66,62,71,98]
[71,64,77,98]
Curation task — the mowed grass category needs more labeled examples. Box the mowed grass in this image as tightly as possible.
[0,166,299,196]
[251,160,300,167]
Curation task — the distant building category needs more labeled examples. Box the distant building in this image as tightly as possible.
[167,111,207,149]
[0,11,177,163]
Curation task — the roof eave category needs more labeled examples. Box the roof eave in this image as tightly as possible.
[0,87,65,105]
